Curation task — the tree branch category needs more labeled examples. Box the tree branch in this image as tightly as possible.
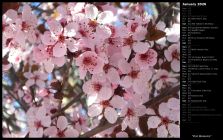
[155,2,177,25]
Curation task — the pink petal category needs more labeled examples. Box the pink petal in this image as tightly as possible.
[41,116,51,127]
[104,107,118,124]
[64,128,79,137]
[38,89,48,97]
[121,46,131,59]
[15,30,25,46]
[78,68,87,79]
[36,80,45,88]
[4,9,18,24]
[133,79,148,94]
[164,50,172,62]
[133,26,147,41]
[128,116,139,129]
[106,68,120,84]
[147,116,161,129]
[118,59,131,74]
[57,116,68,131]
[47,20,63,35]
[120,76,132,88]
[98,87,113,101]
[44,126,57,137]
[171,59,180,72]
[121,118,128,131]
[116,132,128,138]
[53,42,67,57]
[133,42,149,54]
[25,79,35,87]
[85,4,98,20]
[110,95,126,109]
[29,128,43,138]
[146,108,156,115]
[135,105,146,116]
[155,80,163,90]
[51,56,66,67]
[41,31,57,45]
[97,11,114,24]
[168,123,180,137]
[157,125,168,138]
[158,103,169,117]
[88,104,103,117]
[167,98,180,110]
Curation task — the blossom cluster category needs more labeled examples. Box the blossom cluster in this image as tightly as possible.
[2,2,180,138]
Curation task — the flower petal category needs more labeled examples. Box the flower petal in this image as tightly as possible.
[104,107,118,124]
[88,104,103,117]
[53,42,67,57]
[85,4,98,20]
[147,116,161,129]
[57,116,68,131]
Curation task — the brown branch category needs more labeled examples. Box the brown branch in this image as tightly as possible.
[155,2,177,25]
[80,83,180,137]
[51,93,83,119]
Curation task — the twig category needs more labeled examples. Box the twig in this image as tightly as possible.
[51,93,83,119]
[155,2,177,25]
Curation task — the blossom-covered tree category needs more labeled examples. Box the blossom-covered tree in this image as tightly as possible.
[2,2,180,138]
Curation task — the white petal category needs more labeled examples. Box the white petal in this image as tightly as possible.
[146,108,156,115]
[128,116,139,129]
[57,116,68,131]
[44,60,54,73]
[97,11,113,24]
[64,22,77,37]
[120,76,132,88]
[44,126,57,137]
[65,38,78,52]
[104,107,118,124]
[85,4,98,20]
[121,47,131,59]
[41,31,57,45]
[36,80,45,88]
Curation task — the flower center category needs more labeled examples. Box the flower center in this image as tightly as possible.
[124,36,134,46]
[83,57,93,66]
[161,117,170,126]
[131,23,138,32]
[21,21,30,31]
[126,108,135,117]
[100,100,110,108]
[57,130,65,138]
[92,83,102,92]
[139,53,149,61]
[128,70,139,79]
[160,75,168,80]
[79,29,87,37]
[34,121,42,129]
[172,50,179,60]
[58,35,65,43]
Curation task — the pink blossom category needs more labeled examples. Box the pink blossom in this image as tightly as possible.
[151,69,179,90]
[120,103,146,130]
[134,49,158,69]
[44,116,79,138]
[26,106,51,137]
[23,71,48,88]
[164,43,180,72]
[76,51,104,79]
[147,98,180,138]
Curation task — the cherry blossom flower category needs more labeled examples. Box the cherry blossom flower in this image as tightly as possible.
[120,103,146,130]
[23,71,48,88]
[134,48,158,69]
[147,98,180,138]
[76,51,104,79]
[26,106,51,137]
[164,43,180,72]
[72,110,89,133]
[118,59,152,94]
[151,69,179,90]
[44,116,79,138]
